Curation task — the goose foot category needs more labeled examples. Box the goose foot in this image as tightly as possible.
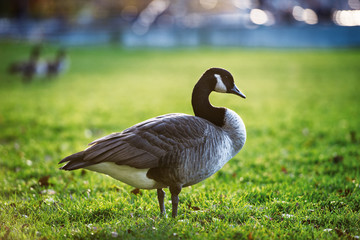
[170,185,182,218]
[157,188,166,216]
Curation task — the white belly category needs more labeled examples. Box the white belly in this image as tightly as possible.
[85,162,160,189]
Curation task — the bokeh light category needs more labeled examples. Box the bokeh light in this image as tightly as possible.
[0,0,359,47]
[333,10,360,26]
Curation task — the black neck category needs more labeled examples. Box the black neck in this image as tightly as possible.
[191,79,225,127]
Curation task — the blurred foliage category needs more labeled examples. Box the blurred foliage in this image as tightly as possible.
[0,0,149,19]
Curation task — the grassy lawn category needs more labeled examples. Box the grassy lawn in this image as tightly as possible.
[0,41,359,239]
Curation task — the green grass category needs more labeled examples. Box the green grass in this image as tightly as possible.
[0,41,359,239]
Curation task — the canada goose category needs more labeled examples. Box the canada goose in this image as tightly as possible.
[59,68,246,217]
[47,48,68,78]
[8,45,42,82]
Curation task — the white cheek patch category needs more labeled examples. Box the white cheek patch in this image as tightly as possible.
[214,74,227,93]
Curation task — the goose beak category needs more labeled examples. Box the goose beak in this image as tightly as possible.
[230,85,246,99]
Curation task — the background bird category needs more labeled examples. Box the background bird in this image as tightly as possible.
[8,45,44,82]
[46,48,68,78]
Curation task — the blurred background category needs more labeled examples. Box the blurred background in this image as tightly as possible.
[1,0,360,48]
[1,3,360,238]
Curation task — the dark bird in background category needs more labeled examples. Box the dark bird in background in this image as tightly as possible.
[59,68,247,218]
[46,48,68,78]
[8,46,68,82]
[8,45,43,82]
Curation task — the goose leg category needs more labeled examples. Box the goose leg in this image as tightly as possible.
[157,188,166,216]
[169,185,182,218]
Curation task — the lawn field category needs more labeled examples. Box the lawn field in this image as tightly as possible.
[0,42,359,239]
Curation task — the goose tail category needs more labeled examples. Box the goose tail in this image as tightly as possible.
[59,151,91,170]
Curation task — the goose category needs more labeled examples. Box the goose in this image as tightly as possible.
[59,68,246,217]
[47,48,68,78]
[8,45,42,82]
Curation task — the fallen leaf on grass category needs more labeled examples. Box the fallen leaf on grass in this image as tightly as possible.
[281,166,288,174]
[187,203,201,211]
[38,175,51,187]
[332,155,344,164]
[131,188,142,195]
[248,232,253,240]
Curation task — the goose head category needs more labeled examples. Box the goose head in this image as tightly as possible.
[196,68,246,98]
[192,68,246,127]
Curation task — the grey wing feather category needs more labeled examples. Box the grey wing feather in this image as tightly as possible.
[63,114,210,169]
